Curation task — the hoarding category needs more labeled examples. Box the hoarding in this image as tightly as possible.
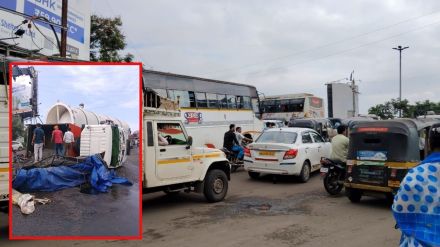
[12,73,33,114]
[0,0,90,60]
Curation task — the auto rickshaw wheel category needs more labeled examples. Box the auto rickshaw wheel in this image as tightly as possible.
[346,188,362,203]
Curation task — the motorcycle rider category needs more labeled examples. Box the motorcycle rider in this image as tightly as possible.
[235,126,252,147]
[330,124,349,163]
[223,124,243,161]
[393,123,440,247]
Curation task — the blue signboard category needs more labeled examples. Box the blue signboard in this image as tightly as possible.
[357,150,388,161]
[23,0,85,43]
[0,0,18,11]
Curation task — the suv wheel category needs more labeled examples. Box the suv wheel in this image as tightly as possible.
[204,169,228,202]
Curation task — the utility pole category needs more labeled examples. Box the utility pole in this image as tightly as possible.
[60,0,68,57]
[392,45,409,118]
[349,71,359,117]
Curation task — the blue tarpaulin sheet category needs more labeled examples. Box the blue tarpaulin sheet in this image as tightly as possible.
[13,155,132,193]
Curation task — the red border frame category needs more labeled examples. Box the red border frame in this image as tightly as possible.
[8,61,143,240]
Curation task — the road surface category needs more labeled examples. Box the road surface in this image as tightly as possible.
[1,169,400,245]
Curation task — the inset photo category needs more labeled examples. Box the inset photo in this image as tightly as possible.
[9,63,142,239]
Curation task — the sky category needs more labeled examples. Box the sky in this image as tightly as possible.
[92,0,440,115]
[24,65,140,131]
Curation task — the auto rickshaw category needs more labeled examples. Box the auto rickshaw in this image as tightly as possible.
[344,118,440,203]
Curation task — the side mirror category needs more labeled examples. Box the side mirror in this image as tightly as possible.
[186,136,193,149]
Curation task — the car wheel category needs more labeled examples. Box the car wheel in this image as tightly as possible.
[248,171,260,179]
[299,160,311,183]
[204,169,228,203]
[346,188,362,203]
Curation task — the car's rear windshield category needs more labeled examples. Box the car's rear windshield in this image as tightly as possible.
[257,131,297,144]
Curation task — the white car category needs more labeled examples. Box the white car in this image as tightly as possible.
[12,141,23,151]
[244,128,332,182]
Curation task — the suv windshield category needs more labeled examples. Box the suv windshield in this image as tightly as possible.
[257,131,297,144]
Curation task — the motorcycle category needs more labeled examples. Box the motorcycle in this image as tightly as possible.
[320,157,346,195]
[221,148,242,173]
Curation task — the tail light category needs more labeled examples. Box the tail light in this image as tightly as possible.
[244,147,251,157]
[283,149,298,160]
[347,165,353,173]
[390,168,397,178]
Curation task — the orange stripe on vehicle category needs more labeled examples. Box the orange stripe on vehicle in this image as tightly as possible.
[204,153,221,158]
[157,158,191,165]
[0,168,9,172]
[255,158,279,162]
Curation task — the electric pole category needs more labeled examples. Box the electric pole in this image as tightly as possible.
[60,0,68,57]
[349,71,359,117]
[392,45,409,118]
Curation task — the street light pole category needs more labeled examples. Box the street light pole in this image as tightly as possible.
[392,45,409,118]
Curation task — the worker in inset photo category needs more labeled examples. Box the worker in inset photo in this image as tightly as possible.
[51,125,64,158]
[31,123,45,162]
[63,127,75,157]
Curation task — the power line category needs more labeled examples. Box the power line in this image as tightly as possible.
[209,9,440,76]
[216,19,440,79]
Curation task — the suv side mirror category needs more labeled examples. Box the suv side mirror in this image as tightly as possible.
[186,136,193,149]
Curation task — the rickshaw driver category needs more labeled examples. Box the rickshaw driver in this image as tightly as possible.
[393,123,440,247]
[330,125,349,163]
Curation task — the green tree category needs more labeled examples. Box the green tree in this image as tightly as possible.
[12,115,24,140]
[90,15,134,62]
[368,102,394,119]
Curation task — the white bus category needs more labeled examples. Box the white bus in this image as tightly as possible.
[260,93,325,122]
[143,70,264,148]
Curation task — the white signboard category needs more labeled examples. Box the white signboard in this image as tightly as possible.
[12,74,33,114]
[0,0,91,60]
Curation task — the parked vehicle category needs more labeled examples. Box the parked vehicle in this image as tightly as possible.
[344,119,440,203]
[243,128,331,182]
[144,88,230,202]
[288,118,336,141]
[12,141,23,151]
[320,158,346,195]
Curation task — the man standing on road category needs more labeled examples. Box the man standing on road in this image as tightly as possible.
[31,123,45,162]
[223,124,243,161]
[330,125,349,163]
[393,123,440,247]
[51,125,64,157]
[63,127,74,157]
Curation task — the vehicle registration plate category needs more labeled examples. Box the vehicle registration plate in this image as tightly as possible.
[320,167,329,173]
[259,151,275,156]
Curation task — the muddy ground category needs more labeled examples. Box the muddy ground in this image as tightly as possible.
[1,148,140,237]
[1,168,399,245]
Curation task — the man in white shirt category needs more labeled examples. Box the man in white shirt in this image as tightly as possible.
[63,127,75,156]
[235,127,252,147]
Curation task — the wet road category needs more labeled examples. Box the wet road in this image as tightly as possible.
[1,148,140,237]
[1,168,399,245]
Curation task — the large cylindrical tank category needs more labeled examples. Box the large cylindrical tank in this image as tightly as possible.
[45,102,131,135]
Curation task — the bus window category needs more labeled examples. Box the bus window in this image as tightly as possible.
[170,90,191,107]
[227,95,236,109]
[153,88,167,98]
[236,96,243,109]
[206,93,218,108]
[188,91,196,107]
[243,96,251,109]
[219,94,228,108]
[196,92,208,108]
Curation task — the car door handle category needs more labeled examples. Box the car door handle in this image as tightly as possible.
[160,149,166,152]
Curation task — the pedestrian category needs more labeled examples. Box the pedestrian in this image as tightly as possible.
[63,127,75,157]
[51,125,64,157]
[392,123,440,246]
[31,123,45,162]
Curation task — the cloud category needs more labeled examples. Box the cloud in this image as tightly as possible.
[93,0,440,114]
